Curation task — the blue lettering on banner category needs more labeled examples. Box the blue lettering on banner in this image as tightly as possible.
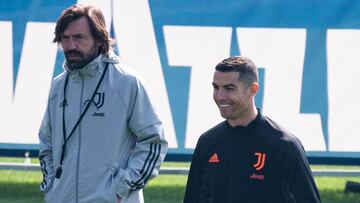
[1,0,360,158]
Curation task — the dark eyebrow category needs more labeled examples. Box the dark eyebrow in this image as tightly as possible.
[61,33,85,37]
[223,84,236,88]
[212,82,237,89]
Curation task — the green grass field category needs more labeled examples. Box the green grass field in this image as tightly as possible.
[0,158,360,203]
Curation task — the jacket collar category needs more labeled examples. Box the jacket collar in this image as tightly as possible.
[63,51,120,80]
[226,108,265,133]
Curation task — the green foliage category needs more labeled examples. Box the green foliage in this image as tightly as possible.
[316,177,360,203]
[311,165,360,170]
[0,170,43,203]
[0,157,39,164]
[0,166,360,203]
[160,162,191,168]
[144,175,187,203]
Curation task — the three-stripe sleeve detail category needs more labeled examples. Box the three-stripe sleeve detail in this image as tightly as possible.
[40,158,48,192]
[40,159,48,176]
[130,143,161,190]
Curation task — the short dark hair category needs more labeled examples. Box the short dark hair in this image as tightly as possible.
[53,4,115,54]
[215,56,258,85]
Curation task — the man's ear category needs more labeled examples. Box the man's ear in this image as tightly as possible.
[249,83,259,96]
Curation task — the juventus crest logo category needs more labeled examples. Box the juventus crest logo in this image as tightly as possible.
[84,92,105,109]
[253,152,266,171]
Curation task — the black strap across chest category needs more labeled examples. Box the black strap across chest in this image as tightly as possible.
[55,63,109,179]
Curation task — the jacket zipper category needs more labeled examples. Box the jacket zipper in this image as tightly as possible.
[76,73,84,203]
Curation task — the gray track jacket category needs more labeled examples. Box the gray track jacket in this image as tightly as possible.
[38,52,168,203]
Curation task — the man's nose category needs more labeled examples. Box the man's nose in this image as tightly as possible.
[66,38,77,50]
[214,89,226,100]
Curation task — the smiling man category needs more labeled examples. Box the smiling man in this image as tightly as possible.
[184,56,321,203]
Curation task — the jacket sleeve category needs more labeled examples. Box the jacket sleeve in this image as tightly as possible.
[282,137,321,203]
[38,102,55,194]
[184,137,210,203]
[113,75,168,198]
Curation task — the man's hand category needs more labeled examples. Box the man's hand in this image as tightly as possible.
[116,194,122,203]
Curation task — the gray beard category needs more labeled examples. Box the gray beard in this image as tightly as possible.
[65,46,99,70]
[66,54,97,70]
[67,61,89,70]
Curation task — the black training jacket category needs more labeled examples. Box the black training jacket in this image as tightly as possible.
[184,112,321,203]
